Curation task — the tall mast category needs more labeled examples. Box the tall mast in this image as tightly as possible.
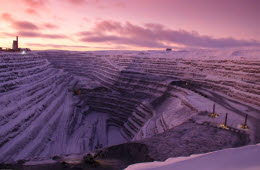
[16,36,18,49]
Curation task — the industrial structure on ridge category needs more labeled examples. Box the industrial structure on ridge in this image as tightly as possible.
[0,36,31,52]
[12,36,19,51]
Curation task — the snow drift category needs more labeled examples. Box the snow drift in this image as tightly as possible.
[125,143,260,170]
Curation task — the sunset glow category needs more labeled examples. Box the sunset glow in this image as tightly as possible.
[0,0,259,51]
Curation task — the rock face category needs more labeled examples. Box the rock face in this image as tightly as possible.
[0,53,81,162]
[0,49,259,162]
[39,51,200,142]
[139,120,250,161]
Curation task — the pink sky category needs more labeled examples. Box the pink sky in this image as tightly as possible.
[0,0,259,50]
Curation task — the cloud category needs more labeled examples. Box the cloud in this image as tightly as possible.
[0,32,16,38]
[43,23,59,29]
[66,0,125,8]
[80,34,167,48]
[13,21,39,30]
[1,13,64,39]
[22,0,46,8]
[25,8,39,15]
[1,13,13,22]
[1,13,38,30]
[25,43,128,50]
[18,31,67,39]
[26,43,88,48]
[67,0,86,5]
[77,20,260,48]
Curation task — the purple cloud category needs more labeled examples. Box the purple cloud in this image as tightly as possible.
[26,43,88,48]
[18,31,67,39]
[13,21,39,30]
[1,13,38,30]
[43,23,59,29]
[80,34,167,48]
[1,13,65,39]
[77,20,260,48]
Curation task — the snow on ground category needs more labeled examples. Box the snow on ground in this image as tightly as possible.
[125,143,260,170]
[0,52,123,162]
[0,48,259,163]
[140,48,260,60]
[186,88,260,143]
[109,49,260,141]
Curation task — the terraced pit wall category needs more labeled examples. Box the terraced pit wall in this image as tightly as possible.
[0,51,259,162]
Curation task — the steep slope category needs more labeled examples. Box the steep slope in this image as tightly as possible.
[38,51,199,142]
[126,143,260,170]
[0,53,116,162]
[0,49,259,163]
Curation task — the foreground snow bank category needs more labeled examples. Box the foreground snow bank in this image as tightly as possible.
[125,144,260,170]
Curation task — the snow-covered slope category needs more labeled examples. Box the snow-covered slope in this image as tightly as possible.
[0,53,77,161]
[108,49,260,141]
[0,48,259,163]
[0,53,122,162]
[125,143,260,170]
[37,51,200,141]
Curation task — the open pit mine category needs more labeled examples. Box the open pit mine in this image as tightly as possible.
[0,49,259,169]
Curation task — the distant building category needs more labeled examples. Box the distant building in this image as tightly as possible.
[12,36,18,50]
[2,36,31,52]
[166,48,172,51]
